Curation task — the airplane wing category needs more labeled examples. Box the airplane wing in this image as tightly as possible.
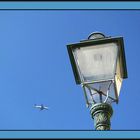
[34,105,41,108]
[44,106,49,110]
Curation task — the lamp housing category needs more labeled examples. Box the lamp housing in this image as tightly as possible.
[67,33,127,107]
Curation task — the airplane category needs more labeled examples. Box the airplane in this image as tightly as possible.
[34,104,49,111]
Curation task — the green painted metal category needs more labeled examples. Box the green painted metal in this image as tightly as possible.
[90,103,113,130]
[67,36,128,85]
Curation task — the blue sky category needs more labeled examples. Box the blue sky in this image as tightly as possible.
[0,10,139,130]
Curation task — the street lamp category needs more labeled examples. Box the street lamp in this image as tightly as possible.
[67,32,128,130]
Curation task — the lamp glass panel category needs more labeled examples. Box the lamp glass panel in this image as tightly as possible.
[83,80,117,107]
[115,56,123,97]
[73,43,118,82]
[83,86,95,105]
[89,81,116,102]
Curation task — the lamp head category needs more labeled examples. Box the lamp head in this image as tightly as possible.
[67,32,127,107]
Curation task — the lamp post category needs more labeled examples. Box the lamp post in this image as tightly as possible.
[67,32,128,130]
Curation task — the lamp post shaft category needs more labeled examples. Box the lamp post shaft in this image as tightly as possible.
[90,103,113,130]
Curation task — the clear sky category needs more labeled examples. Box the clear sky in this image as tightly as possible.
[0,10,139,130]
